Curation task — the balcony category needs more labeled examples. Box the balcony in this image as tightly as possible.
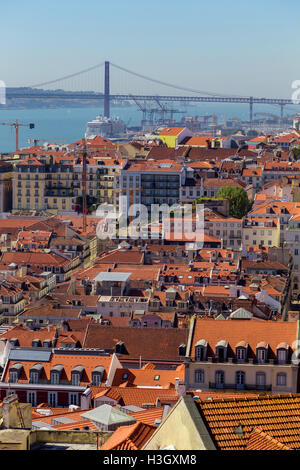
[209,382,272,391]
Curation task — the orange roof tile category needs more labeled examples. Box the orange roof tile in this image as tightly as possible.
[101,421,156,450]
[196,394,300,450]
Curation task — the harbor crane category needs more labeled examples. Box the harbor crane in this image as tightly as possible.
[0,120,34,151]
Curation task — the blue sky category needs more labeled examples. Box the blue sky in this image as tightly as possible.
[2,0,300,97]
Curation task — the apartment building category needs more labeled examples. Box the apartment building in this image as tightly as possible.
[115,160,187,215]
[242,217,280,248]
[0,162,13,213]
[205,216,242,249]
[13,156,75,213]
[185,317,300,394]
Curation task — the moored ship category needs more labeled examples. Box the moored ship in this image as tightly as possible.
[85,115,127,138]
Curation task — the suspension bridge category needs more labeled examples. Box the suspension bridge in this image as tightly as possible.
[5,61,300,124]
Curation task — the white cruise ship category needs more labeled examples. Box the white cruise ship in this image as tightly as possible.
[85,115,127,138]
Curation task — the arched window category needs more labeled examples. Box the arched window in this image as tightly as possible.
[195,340,207,361]
[194,369,205,384]
[29,364,43,384]
[236,371,245,388]
[92,366,105,386]
[216,340,228,362]
[215,370,225,388]
[71,366,84,386]
[276,343,289,364]
[256,342,268,363]
[236,341,248,362]
[276,373,287,386]
[50,365,64,385]
[256,372,266,389]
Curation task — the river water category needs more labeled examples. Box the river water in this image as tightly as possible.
[0,102,294,153]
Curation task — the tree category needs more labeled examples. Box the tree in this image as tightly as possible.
[216,186,252,219]
[292,147,300,161]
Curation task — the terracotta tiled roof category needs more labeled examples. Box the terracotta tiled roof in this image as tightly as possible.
[83,324,188,362]
[0,324,57,347]
[96,248,144,264]
[189,318,298,361]
[245,427,292,450]
[203,178,246,188]
[159,127,186,136]
[129,407,165,426]
[3,351,114,386]
[196,394,300,450]
[92,386,179,408]
[112,363,184,388]
[101,421,156,450]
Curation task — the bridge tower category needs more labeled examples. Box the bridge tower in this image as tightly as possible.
[249,96,253,128]
[104,61,110,118]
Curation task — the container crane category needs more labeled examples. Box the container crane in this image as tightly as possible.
[0,120,35,151]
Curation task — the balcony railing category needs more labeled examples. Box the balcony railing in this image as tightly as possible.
[209,382,272,391]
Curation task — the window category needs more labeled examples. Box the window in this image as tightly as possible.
[215,370,225,387]
[195,340,207,361]
[71,373,80,386]
[236,347,246,361]
[256,372,266,388]
[27,391,37,406]
[236,371,245,387]
[257,347,267,363]
[92,373,102,386]
[154,375,160,381]
[216,340,228,361]
[30,371,39,384]
[50,371,60,385]
[48,392,57,407]
[277,348,288,364]
[276,373,287,386]
[69,393,78,406]
[194,369,205,383]
[9,371,18,383]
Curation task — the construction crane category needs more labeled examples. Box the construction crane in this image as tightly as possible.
[199,114,218,138]
[70,140,88,232]
[0,120,35,151]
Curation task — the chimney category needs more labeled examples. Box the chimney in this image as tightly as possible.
[2,394,32,429]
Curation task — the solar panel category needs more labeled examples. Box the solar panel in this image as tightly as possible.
[9,349,52,362]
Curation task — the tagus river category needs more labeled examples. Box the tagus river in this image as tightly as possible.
[0,102,289,153]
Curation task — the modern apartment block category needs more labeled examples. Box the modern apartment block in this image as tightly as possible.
[115,160,187,216]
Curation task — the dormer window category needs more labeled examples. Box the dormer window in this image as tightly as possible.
[276,342,289,364]
[195,339,207,361]
[91,366,105,386]
[29,364,43,384]
[9,338,19,347]
[179,344,186,357]
[235,341,248,362]
[50,365,64,385]
[32,339,41,348]
[256,342,268,363]
[115,341,125,354]
[216,340,228,362]
[43,339,52,348]
[71,366,84,386]
[9,363,23,383]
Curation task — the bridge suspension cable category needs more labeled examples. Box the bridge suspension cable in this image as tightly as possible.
[110,62,249,99]
[28,61,105,89]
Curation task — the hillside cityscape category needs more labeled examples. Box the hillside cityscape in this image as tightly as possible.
[1,0,300,457]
